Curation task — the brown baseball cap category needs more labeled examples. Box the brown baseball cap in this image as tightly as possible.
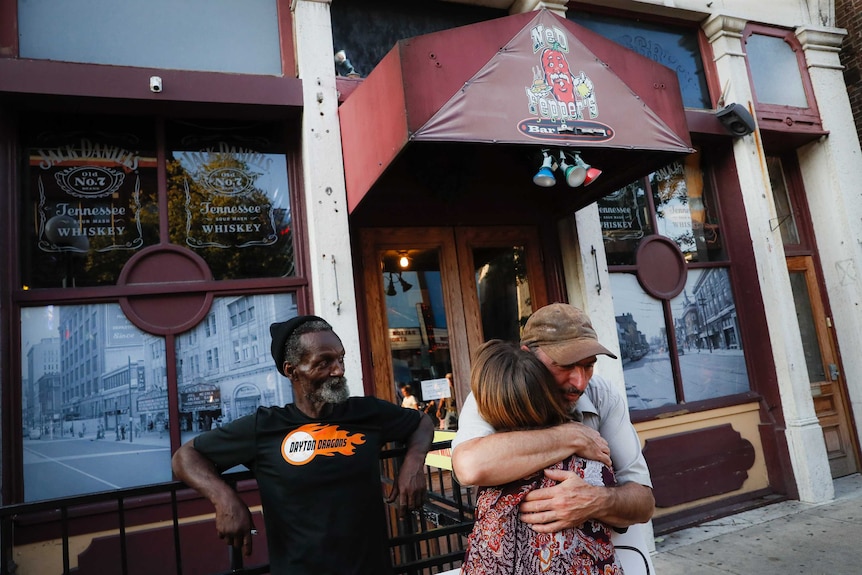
[521,303,617,365]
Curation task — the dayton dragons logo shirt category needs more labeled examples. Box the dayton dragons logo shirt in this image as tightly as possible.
[281,423,366,465]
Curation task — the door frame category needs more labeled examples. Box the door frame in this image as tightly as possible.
[787,255,860,476]
[358,226,548,407]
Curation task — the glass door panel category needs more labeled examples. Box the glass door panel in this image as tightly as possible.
[381,248,453,421]
[788,271,826,384]
[360,228,469,417]
[472,245,532,343]
[455,226,548,348]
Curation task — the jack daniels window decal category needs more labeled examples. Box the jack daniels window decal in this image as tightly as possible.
[166,120,294,280]
[23,119,159,289]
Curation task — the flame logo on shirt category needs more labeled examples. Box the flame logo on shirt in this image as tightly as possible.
[281,423,366,466]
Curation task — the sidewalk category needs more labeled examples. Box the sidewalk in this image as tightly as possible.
[651,473,862,574]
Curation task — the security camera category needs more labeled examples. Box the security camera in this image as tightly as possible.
[149,76,163,93]
[716,103,755,137]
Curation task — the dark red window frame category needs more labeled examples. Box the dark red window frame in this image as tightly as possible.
[0,0,307,504]
[743,24,825,140]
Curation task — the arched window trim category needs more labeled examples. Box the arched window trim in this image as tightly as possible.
[743,23,823,133]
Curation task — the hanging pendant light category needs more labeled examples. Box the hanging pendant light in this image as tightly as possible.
[532,150,557,187]
[583,166,602,186]
[397,272,413,292]
[559,151,588,187]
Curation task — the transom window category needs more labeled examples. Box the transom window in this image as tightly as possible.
[743,24,822,132]
[17,0,283,75]
[569,10,712,109]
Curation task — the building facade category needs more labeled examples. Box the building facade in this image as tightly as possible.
[2,0,861,571]
[836,0,862,144]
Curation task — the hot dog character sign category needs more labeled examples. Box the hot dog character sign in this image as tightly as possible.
[526,24,598,125]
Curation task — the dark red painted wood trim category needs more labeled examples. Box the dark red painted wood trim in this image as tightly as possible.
[0,59,303,108]
[742,24,823,130]
[0,108,21,502]
[0,0,16,58]
[653,486,778,534]
[644,423,756,507]
[75,515,270,575]
[277,0,296,78]
[685,109,730,137]
[635,236,687,299]
[11,481,262,544]
[699,143,796,495]
[630,391,761,423]
[708,144,783,421]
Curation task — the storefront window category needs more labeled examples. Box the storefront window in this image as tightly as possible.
[21,293,297,501]
[167,120,294,280]
[598,180,653,266]
[569,11,711,109]
[21,117,160,289]
[650,152,725,263]
[21,304,170,502]
[331,0,503,78]
[175,293,297,442]
[17,0,282,75]
[610,274,676,410]
[600,152,724,266]
[603,152,751,410]
[672,269,750,402]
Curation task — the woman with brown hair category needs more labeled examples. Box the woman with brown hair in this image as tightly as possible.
[461,340,622,575]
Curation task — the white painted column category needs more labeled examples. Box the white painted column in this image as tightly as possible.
[561,205,654,551]
[560,206,626,401]
[795,25,862,437]
[704,13,832,503]
[292,0,363,396]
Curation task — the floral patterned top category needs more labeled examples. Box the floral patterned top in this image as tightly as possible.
[461,456,623,575]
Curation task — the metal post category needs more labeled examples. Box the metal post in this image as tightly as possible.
[128,356,133,444]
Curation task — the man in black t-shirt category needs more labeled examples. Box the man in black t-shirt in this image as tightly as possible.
[172,316,434,575]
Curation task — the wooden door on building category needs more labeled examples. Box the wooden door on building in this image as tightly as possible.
[359,226,549,416]
[787,255,859,477]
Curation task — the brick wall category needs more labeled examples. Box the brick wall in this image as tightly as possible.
[836,0,862,145]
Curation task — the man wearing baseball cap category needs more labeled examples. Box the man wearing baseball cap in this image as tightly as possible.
[452,303,654,534]
[173,315,434,574]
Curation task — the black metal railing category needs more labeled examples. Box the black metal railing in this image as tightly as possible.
[1,440,473,575]
[381,441,475,575]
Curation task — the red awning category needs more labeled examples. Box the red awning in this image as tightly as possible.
[340,9,693,214]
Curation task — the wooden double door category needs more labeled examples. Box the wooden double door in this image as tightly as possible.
[359,226,549,411]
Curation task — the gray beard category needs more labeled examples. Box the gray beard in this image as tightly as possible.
[561,387,583,411]
[310,376,350,404]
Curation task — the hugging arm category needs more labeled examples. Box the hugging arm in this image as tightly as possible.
[452,385,654,531]
[520,380,655,531]
[451,393,611,486]
[519,470,654,531]
[451,422,611,486]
